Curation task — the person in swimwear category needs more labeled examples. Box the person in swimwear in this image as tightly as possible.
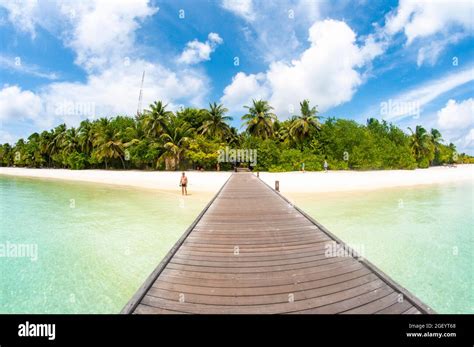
[180,172,188,196]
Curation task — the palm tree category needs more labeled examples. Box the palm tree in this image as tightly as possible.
[275,118,296,145]
[408,125,432,164]
[199,102,232,139]
[48,124,67,166]
[242,100,277,139]
[430,128,443,165]
[39,131,53,167]
[143,101,173,138]
[290,100,321,149]
[93,121,126,169]
[62,128,79,156]
[159,117,194,170]
[25,132,43,167]
[78,120,95,155]
[223,126,241,146]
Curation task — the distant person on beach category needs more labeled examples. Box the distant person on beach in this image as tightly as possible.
[180,172,188,196]
[324,160,328,172]
[301,162,305,173]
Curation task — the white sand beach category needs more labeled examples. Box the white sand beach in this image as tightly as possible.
[0,165,473,194]
[0,168,232,193]
[259,165,474,194]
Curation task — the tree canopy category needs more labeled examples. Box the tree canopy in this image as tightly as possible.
[1,99,472,171]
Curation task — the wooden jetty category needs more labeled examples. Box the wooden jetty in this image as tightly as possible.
[122,173,434,314]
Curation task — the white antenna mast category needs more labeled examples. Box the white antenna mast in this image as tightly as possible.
[137,70,145,116]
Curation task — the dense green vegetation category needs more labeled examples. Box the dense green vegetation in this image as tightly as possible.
[1,99,472,171]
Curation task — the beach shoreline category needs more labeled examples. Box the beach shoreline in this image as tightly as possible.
[0,165,473,194]
[0,168,232,194]
[259,165,474,194]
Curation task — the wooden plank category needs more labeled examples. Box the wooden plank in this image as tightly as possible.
[157,262,365,288]
[375,299,415,314]
[152,268,373,296]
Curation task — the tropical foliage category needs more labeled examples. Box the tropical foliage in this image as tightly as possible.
[1,99,472,171]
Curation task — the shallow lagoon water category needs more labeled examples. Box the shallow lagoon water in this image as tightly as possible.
[287,182,474,313]
[0,176,213,313]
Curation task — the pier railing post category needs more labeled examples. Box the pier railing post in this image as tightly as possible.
[275,180,279,192]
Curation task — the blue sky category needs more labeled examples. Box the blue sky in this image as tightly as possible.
[0,0,473,153]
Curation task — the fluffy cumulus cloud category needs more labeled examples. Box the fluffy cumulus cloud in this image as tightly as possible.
[0,0,212,136]
[0,85,43,122]
[384,0,473,66]
[178,33,223,65]
[436,98,474,152]
[59,0,158,72]
[385,0,472,43]
[437,98,473,130]
[221,19,381,116]
[221,72,270,111]
[0,61,209,129]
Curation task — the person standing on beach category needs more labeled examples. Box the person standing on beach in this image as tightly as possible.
[324,160,328,172]
[180,172,188,196]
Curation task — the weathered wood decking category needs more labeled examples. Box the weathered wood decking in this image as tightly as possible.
[122,173,433,314]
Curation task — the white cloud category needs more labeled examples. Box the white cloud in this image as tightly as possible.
[220,72,270,111]
[0,55,59,80]
[0,1,158,72]
[0,85,43,122]
[437,98,473,130]
[0,0,40,38]
[0,60,209,130]
[385,0,473,43]
[463,128,474,149]
[0,0,211,133]
[221,0,255,21]
[178,33,223,65]
[221,19,381,117]
[384,0,473,66]
[0,129,17,144]
[434,98,474,153]
[380,67,474,122]
[59,0,158,72]
[220,0,322,63]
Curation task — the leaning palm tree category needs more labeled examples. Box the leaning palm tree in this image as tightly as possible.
[242,99,277,139]
[159,117,194,170]
[143,101,173,138]
[290,100,321,149]
[199,102,232,139]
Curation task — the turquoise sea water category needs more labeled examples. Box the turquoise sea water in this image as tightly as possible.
[0,176,213,313]
[1,176,472,313]
[287,182,474,314]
